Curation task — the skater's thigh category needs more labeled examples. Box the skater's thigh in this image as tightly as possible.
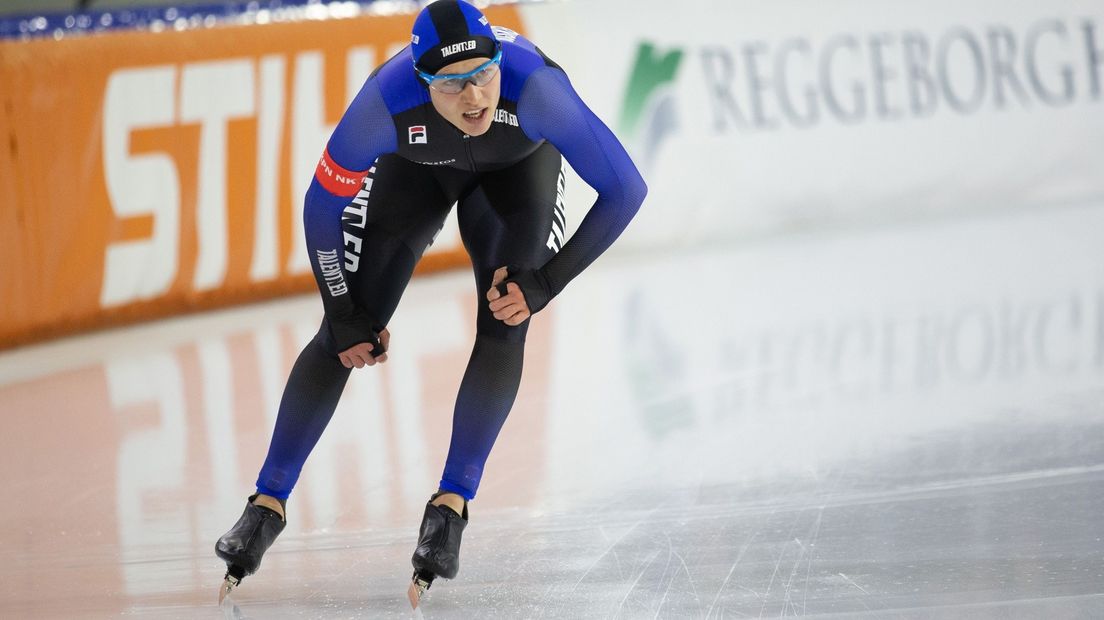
[458,143,565,340]
[463,142,566,266]
[342,154,462,324]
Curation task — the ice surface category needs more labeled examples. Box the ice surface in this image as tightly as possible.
[1,202,1103,618]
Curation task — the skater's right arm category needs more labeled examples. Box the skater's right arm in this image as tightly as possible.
[304,79,398,357]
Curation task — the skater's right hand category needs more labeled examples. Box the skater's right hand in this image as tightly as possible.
[339,328,389,369]
[487,266,532,326]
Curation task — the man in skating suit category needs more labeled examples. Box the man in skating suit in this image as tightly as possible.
[215,0,646,606]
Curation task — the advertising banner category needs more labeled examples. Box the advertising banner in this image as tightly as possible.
[521,0,1104,248]
[0,6,524,349]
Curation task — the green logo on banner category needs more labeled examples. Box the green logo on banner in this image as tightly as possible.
[619,42,683,169]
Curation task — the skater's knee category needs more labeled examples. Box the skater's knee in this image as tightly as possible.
[475,313,529,343]
[311,320,342,359]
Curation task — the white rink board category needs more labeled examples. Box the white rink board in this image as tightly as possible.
[520,0,1104,248]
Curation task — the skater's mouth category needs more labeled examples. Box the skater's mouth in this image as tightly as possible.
[461,108,487,122]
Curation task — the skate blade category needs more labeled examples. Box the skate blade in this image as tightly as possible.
[407,581,425,610]
[218,575,238,606]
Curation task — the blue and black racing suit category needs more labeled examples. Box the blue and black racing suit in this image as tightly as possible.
[256,29,647,501]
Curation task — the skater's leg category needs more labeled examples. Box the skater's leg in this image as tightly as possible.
[218,321,347,602]
[438,142,565,500]
[408,145,564,604]
[253,155,465,501]
[254,330,351,499]
[217,156,467,600]
[436,334,526,500]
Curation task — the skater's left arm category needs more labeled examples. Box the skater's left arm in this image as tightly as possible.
[507,67,648,314]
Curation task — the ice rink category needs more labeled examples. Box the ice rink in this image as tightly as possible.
[2,200,1103,619]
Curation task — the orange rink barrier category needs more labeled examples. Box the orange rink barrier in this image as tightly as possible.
[0,7,525,350]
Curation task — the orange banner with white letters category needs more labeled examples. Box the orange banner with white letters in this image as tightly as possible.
[0,7,525,350]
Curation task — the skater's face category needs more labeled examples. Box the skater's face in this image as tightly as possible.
[426,55,502,137]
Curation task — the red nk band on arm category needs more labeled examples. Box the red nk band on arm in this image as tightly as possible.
[314,148,368,197]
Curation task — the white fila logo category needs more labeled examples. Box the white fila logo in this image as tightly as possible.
[409,125,427,144]
[441,40,476,57]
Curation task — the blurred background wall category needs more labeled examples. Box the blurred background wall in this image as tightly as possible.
[2,0,1102,349]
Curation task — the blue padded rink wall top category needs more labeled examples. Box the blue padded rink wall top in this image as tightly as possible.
[0,1,367,39]
[1,199,1103,618]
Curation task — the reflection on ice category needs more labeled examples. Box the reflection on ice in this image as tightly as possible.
[546,202,1104,498]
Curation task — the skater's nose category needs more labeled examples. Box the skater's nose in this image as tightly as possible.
[459,82,483,105]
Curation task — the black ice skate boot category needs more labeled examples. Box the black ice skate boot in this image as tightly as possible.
[407,492,468,609]
[215,494,286,604]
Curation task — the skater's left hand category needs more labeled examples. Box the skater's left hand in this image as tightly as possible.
[487,266,531,326]
[338,327,390,369]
